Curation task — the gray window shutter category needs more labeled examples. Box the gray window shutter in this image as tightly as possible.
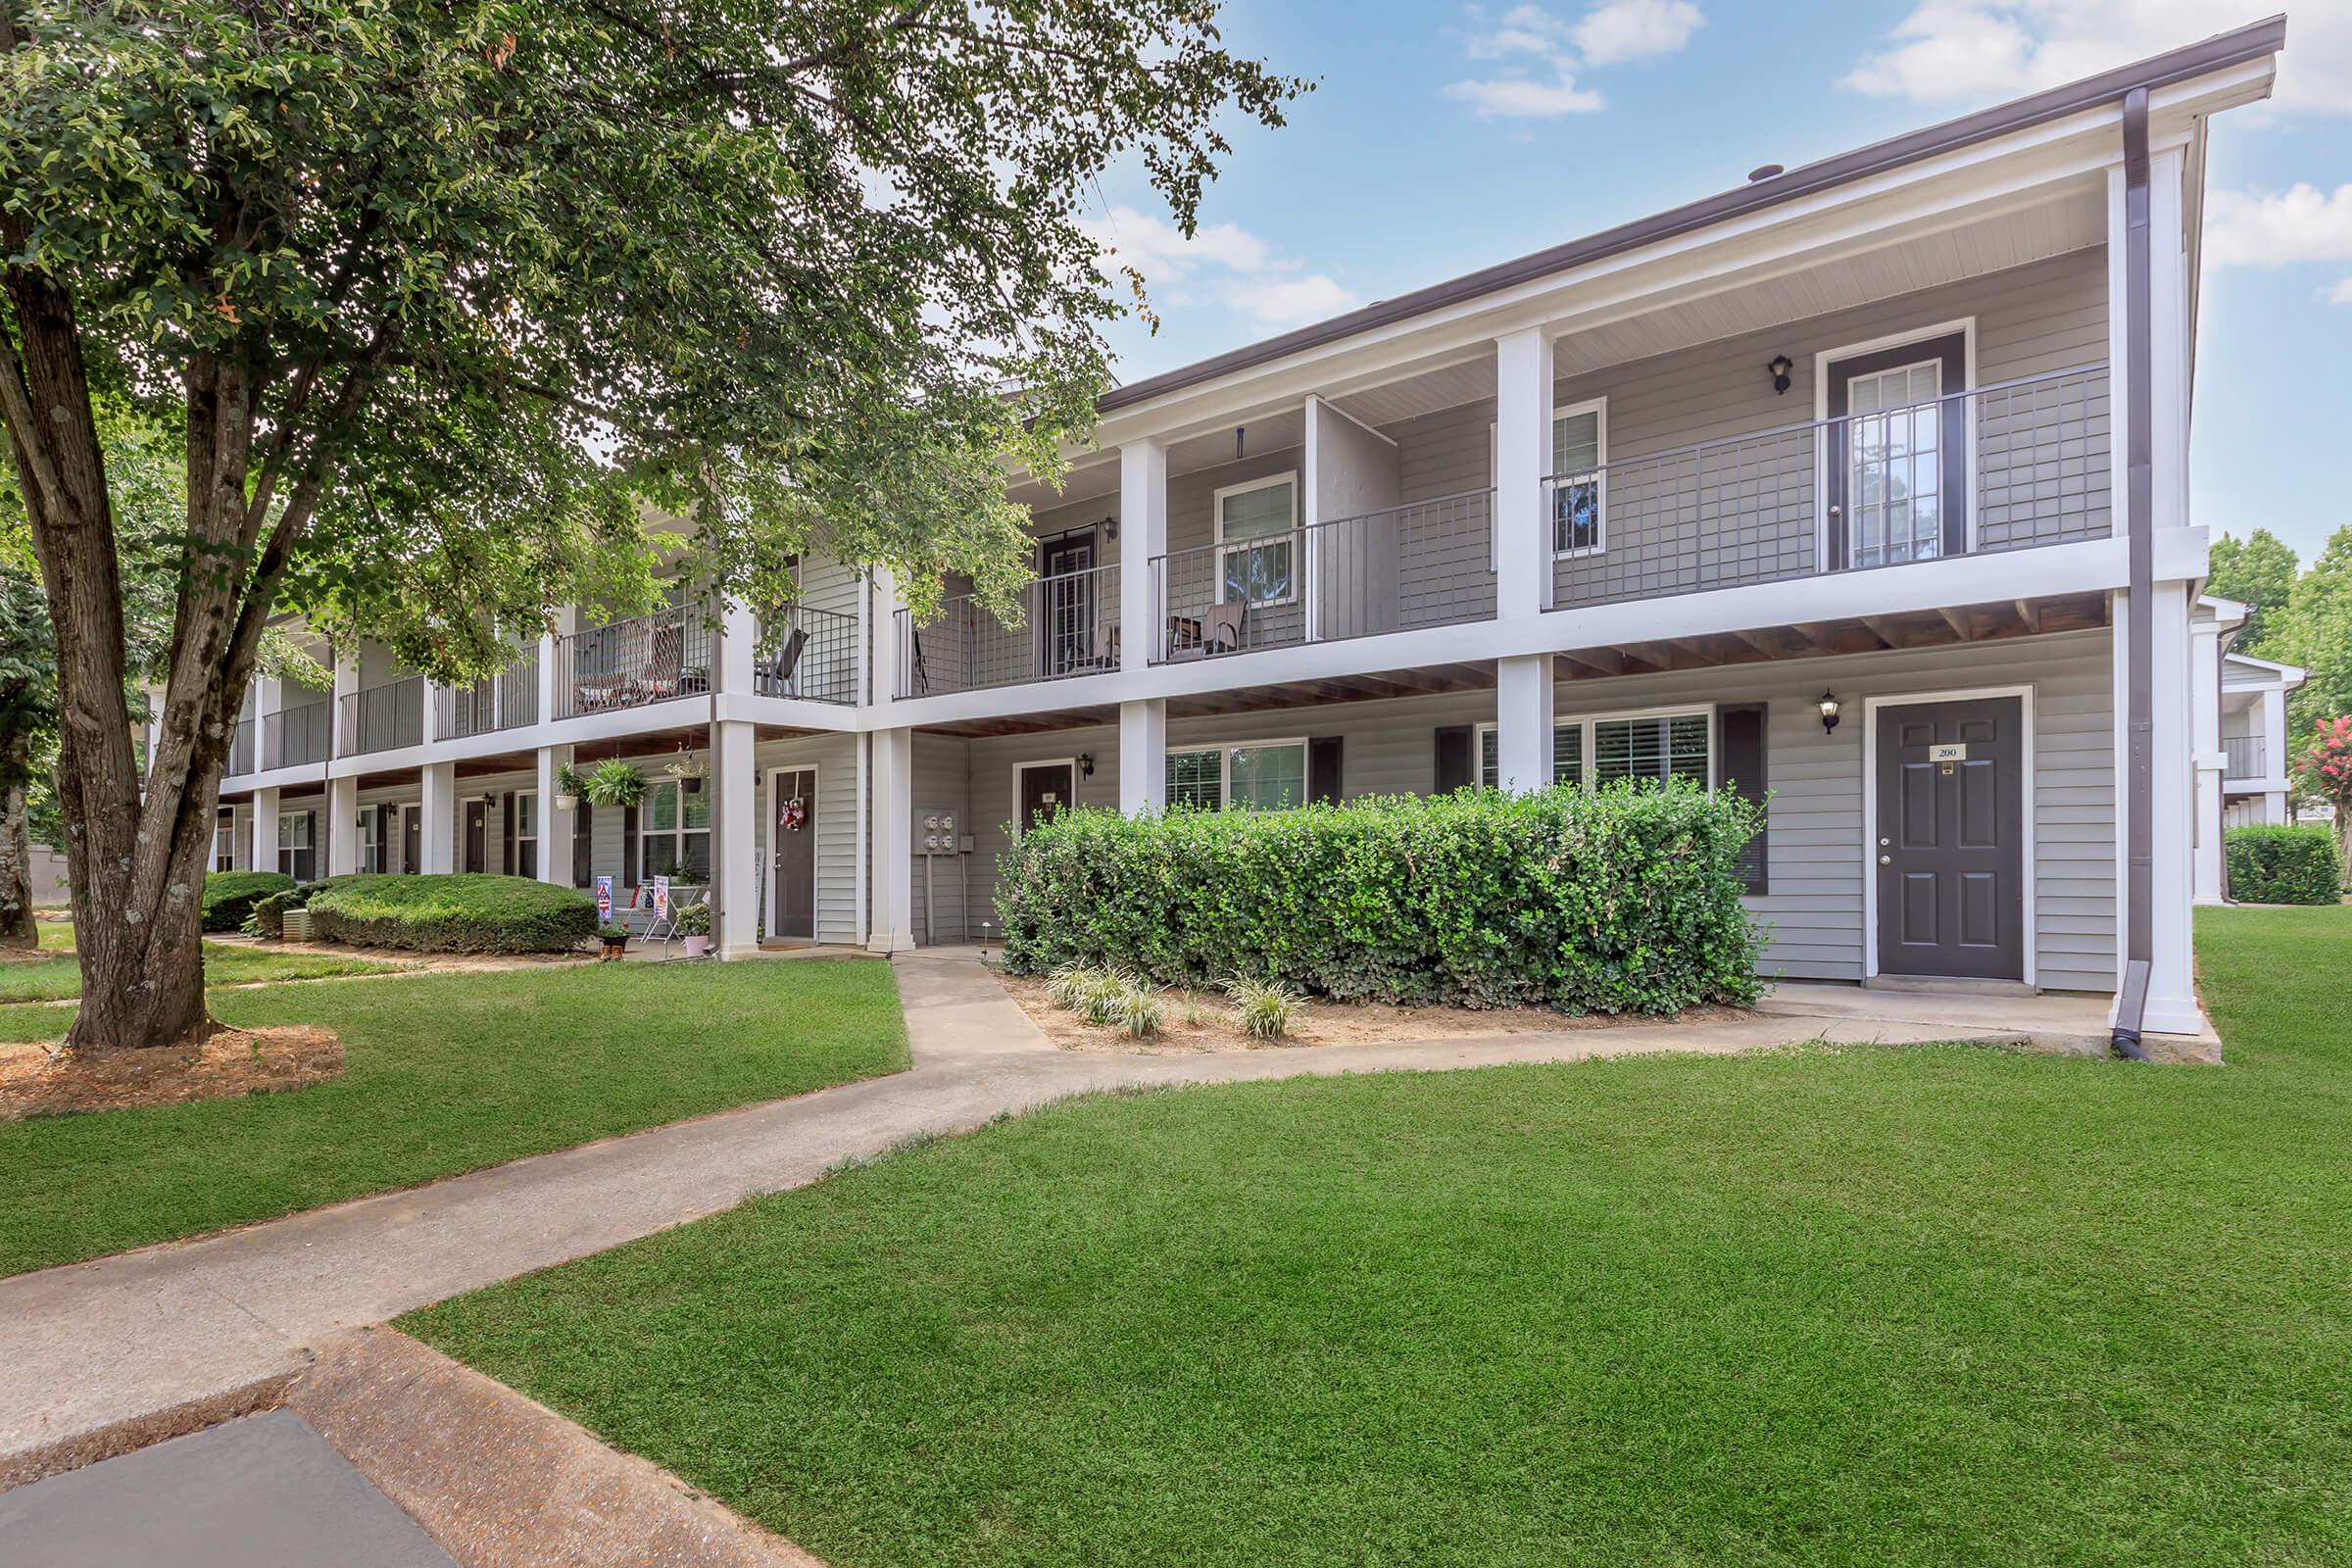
[573,802,593,889]
[1434,726,1473,794]
[502,793,515,875]
[623,804,640,888]
[1718,704,1768,895]
[1309,736,1344,805]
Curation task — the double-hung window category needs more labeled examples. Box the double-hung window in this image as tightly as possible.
[514,792,538,880]
[1551,401,1605,557]
[1214,473,1298,607]
[1474,722,1584,790]
[641,779,710,880]
[1165,740,1309,811]
[1476,709,1708,791]
[276,809,315,881]
[212,807,237,872]
[358,805,381,873]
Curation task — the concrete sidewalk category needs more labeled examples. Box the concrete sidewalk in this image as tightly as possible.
[0,953,2029,1485]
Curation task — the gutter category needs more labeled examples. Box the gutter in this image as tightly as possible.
[2114,85,2156,1062]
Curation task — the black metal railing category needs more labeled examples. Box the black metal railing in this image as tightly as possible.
[2225,734,2267,778]
[261,701,331,769]
[1147,488,1494,663]
[756,603,859,704]
[894,562,1120,699]
[227,716,256,775]
[338,676,424,756]
[1539,364,2111,610]
[556,606,712,719]
[437,648,540,739]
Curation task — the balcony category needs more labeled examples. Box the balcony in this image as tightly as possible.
[227,716,256,775]
[339,676,423,757]
[557,606,711,720]
[436,648,540,740]
[757,603,859,705]
[895,562,1120,700]
[2225,734,2268,779]
[261,701,331,770]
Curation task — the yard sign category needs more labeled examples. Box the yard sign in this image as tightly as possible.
[595,874,612,921]
[654,875,670,918]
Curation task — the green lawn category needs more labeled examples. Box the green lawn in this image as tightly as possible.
[0,959,909,1276]
[407,906,2352,1568]
[0,920,400,1003]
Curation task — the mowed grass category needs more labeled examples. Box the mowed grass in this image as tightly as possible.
[407,906,2352,1568]
[0,920,399,1003]
[0,959,909,1276]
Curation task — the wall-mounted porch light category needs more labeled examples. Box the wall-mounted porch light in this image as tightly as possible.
[1817,690,1842,735]
[1078,753,1096,778]
[1101,513,1118,541]
[1768,354,1794,395]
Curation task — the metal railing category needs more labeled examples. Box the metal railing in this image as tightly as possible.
[227,717,256,775]
[338,676,424,756]
[1148,489,1494,663]
[895,562,1121,699]
[261,701,331,769]
[1540,364,2111,609]
[757,603,859,704]
[556,606,712,720]
[437,648,540,740]
[2225,734,2268,778]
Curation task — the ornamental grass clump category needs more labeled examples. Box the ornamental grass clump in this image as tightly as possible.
[1044,962,1161,1037]
[996,779,1766,1016]
[1223,976,1304,1040]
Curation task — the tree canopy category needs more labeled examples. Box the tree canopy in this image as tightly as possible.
[2208,527,2299,656]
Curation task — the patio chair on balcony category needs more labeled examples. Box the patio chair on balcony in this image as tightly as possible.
[761,625,809,697]
[1089,622,1120,671]
[631,619,686,705]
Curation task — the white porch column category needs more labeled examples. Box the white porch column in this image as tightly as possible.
[1493,326,1553,620]
[254,674,286,768]
[326,775,361,876]
[536,607,576,728]
[252,785,281,875]
[714,596,759,695]
[420,673,440,745]
[329,655,357,761]
[871,568,906,707]
[2190,613,2225,905]
[1118,699,1166,815]
[2263,687,2290,784]
[1118,439,1167,671]
[536,744,575,888]
[711,718,760,958]
[419,761,457,874]
[2123,580,2201,1034]
[867,727,914,952]
[1494,654,1556,793]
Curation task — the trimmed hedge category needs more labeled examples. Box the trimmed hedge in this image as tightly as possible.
[2225,824,2343,906]
[245,880,326,940]
[201,870,295,933]
[996,781,1767,1015]
[305,874,597,954]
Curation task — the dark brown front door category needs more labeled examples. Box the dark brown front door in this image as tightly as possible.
[402,807,421,875]
[1876,697,2025,980]
[1827,331,1967,570]
[464,800,488,873]
[1019,763,1074,836]
[771,769,817,940]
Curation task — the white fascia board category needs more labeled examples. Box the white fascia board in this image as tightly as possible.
[711,691,860,730]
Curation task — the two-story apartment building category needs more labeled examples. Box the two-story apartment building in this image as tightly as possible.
[204,20,2285,1046]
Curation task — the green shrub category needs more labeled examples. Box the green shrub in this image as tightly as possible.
[996,781,1767,1016]
[2225,824,2342,906]
[1224,975,1304,1040]
[201,870,294,933]
[305,874,596,954]
[243,880,329,939]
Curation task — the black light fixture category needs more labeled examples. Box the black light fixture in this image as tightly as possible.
[1768,354,1794,395]
[1101,512,1118,541]
[1078,753,1096,778]
[1235,425,1246,461]
[1817,690,1842,735]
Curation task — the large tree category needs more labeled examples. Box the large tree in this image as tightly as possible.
[0,1,1299,1050]
[2274,525,2352,734]
[2208,526,2299,656]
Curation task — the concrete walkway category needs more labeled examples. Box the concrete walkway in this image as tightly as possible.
[0,954,2022,1484]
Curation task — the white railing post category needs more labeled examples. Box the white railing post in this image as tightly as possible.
[1494,326,1553,619]
[714,594,759,695]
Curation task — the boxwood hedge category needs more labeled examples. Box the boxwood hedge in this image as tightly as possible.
[200,870,295,933]
[304,873,597,954]
[996,781,1768,1015]
[2224,824,2343,906]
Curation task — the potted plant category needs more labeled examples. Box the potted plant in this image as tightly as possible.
[676,900,712,957]
[553,762,590,812]
[583,758,646,808]
[665,749,709,795]
[596,922,629,961]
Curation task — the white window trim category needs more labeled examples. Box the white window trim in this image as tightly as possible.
[640,777,711,884]
[1475,706,1714,791]
[1489,401,1610,570]
[1011,757,1080,840]
[1212,470,1300,609]
[1813,317,1978,564]
[1165,736,1311,811]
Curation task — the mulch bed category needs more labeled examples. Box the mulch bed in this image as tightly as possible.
[0,1026,344,1120]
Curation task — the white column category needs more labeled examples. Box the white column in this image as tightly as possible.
[536,744,575,888]
[2142,580,2201,1033]
[1118,439,1167,671]
[1493,326,1553,620]
[867,726,914,952]
[255,674,286,769]
[326,775,360,876]
[714,596,759,695]
[252,785,281,875]
[1118,699,1167,815]
[2190,614,2225,905]
[536,607,576,728]
[2263,687,2289,782]
[420,674,439,745]
[1494,654,1556,792]
[711,718,760,957]
[871,568,906,706]
[419,761,457,874]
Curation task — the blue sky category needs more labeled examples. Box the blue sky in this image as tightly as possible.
[1081,2,2352,564]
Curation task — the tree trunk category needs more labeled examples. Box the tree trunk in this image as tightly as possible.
[0,748,34,949]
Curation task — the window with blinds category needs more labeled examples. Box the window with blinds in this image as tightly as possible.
[1477,723,1585,790]
[1592,712,1710,786]
[1166,748,1222,811]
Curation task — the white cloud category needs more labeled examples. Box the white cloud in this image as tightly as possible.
[2330,276,2352,305]
[1446,1,1702,122]
[1081,205,1360,328]
[2205,184,2352,303]
[1842,3,2352,116]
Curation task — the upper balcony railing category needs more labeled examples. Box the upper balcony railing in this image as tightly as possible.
[2224,734,2268,778]
[227,716,256,775]
[436,647,540,741]
[261,701,331,770]
[557,605,711,720]
[757,603,859,705]
[895,562,1120,700]
[339,676,423,757]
